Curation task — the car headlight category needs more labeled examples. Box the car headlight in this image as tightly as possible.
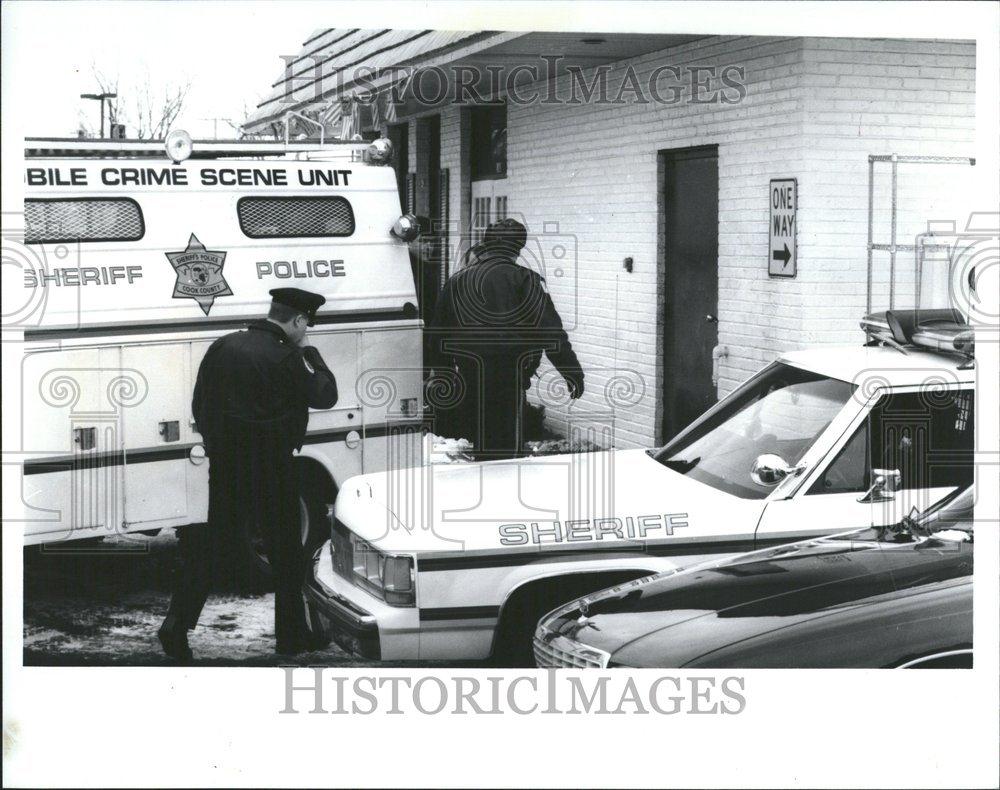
[330,521,415,607]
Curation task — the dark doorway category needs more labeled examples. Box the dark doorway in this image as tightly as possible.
[414,115,442,321]
[659,145,719,442]
[387,122,408,210]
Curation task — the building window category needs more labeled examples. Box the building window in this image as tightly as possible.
[470,104,507,180]
[237,196,355,239]
[24,198,144,244]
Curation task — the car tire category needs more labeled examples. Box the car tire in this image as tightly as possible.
[491,603,544,668]
[491,571,651,668]
[236,471,334,594]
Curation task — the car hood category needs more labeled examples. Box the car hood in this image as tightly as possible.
[540,532,973,667]
[335,448,770,556]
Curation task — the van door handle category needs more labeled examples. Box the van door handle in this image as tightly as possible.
[158,420,180,442]
[73,427,97,451]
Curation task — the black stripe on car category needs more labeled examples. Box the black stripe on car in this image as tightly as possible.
[419,605,501,622]
[417,539,760,573]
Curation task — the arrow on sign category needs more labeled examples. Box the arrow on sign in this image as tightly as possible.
[772,243,791,267]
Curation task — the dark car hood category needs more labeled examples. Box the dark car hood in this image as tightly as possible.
[544,531,973,667]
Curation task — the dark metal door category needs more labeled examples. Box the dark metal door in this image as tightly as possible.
[661,146,719,441]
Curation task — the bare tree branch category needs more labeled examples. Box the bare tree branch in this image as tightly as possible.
[81,67,190,139]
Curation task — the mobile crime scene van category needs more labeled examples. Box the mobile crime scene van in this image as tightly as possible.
[20,132,425,578]
[306,310,975,665]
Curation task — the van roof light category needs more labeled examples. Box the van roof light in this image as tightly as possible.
[164,129,193,163]
[365,138,393,166]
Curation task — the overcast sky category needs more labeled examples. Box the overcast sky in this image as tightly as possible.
[2,2,313,139]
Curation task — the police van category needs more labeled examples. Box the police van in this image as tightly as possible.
[305,309,975,664]
[19,132,425,577]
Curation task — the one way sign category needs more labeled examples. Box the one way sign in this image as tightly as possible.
[769,178,797,278]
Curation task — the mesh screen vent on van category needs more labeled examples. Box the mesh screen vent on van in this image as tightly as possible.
[237,196,355,239]
[24,198,145,244]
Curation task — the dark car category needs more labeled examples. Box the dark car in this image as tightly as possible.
[534,487,974,669]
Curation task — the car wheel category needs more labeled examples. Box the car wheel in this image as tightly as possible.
[237,480,332,594]
[491,605,544,668]
[491,571,651,668]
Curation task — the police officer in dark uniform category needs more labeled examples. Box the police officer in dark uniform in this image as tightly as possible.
[158,288,338,660]
[427,218,584,460]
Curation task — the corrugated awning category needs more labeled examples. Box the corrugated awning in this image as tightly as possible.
[244,28,513,135]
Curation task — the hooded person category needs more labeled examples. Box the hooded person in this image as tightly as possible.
[426,218,584,460]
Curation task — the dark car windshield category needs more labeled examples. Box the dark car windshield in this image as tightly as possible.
[654,363,855,499]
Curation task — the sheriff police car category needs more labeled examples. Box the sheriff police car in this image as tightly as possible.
[306,309,975,664]
[19,132,425,580]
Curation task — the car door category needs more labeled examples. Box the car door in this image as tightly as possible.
[755,384,974,544]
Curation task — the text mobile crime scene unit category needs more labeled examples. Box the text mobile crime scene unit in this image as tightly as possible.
[19,132,426,588]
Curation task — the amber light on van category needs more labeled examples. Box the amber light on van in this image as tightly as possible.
[390,214,421,243]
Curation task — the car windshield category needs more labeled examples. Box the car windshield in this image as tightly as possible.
[654,362,855,499]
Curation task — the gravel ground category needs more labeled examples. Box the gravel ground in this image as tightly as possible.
[22,530,444,667]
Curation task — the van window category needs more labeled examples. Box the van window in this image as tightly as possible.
[237,196,355,239]
[25,198,144,244]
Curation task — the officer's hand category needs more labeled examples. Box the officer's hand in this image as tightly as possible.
[302,345,326,370]
[566,372,585,399]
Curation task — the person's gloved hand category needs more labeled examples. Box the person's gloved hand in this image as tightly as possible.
[301,345,327,370]
[566,371,585,399]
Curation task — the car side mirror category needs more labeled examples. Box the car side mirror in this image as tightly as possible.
[857,468,902,503]
[751,454,807,487]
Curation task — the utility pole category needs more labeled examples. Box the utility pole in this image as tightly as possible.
[201,117,233,139]
[80,92,117,138]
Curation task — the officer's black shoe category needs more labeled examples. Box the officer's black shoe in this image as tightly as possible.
[158,617,193,663]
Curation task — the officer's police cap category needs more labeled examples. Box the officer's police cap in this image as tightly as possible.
[269,287,326,326]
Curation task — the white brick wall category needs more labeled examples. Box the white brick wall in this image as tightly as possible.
[432,35,975,449]
[796,38,976,346]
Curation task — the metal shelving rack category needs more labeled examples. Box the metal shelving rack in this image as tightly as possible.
[866,153,976,315]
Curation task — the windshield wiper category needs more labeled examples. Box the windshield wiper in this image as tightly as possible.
[883,512,973,543]
[660,457,700,474]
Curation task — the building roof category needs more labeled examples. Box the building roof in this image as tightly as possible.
[243,29,705,136]
[244,28,517,133]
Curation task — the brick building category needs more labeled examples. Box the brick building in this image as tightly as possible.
[245,31,976,448]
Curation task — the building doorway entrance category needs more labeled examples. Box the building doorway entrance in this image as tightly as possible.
[659,145,719,442]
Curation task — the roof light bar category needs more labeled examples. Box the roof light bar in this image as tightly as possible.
[861,309,974,359]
